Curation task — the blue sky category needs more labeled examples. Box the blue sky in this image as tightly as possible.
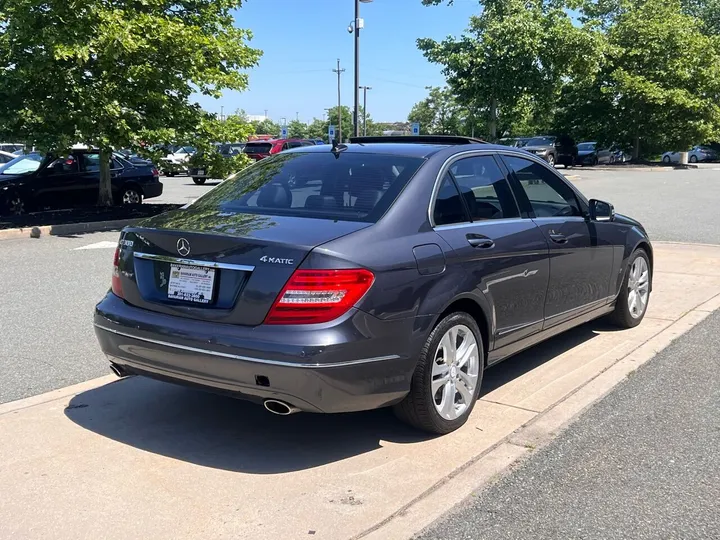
[192,0,480,123]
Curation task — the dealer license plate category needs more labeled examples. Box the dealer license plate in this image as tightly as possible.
[168,264,215,304]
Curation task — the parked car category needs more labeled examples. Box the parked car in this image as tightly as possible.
[0,150,162,215]
[662,145,718,164]
[0,150,15,164]
[95,134,652,434]
[188,143,247,185]
[498,137,532,148]
[242,139,315,161]
[160,145,196,176]
[609,147,630,164]
[577,142,612,166]
[522,135,578,168]
[117,149,154,166]
[0,143,25,154]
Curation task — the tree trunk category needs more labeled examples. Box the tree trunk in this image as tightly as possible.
[632,135,640,161]
[488,98,498,141]
[98,148,113,206]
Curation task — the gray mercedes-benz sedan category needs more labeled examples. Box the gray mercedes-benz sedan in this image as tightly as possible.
[94,136,652,434]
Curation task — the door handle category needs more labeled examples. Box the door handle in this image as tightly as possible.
[466,234,495,249]
[548,231,568,244]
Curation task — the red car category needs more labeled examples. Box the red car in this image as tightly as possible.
[242,139,315,161]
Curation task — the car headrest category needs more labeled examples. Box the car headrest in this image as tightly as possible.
[305,195,338,210]
[353,189,384,213]
[257,184,291,208]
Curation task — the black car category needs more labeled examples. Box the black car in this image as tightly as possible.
[188,142,246,185]
[523,135,578,168]
[577,142,612,166]
[95,135,652,434]
[0,150,163,215]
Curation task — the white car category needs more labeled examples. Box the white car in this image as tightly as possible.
[662,145,718,164]
[160,145,196,176]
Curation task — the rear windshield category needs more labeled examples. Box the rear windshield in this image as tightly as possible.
[243,143,272,154]
[191,151,425,222]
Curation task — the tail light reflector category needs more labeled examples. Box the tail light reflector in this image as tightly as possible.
[111,246,124,298]
[265,269,375,325]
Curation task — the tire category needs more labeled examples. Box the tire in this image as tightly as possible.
[192,177,206,185]
[689,155,698,163]
[165,171,175,177]
[394,312,484,434]
[121,186,143,205]
[546,154,555,167]
[0,191,26,216]
[607,249,651,328]
[662,155,671,164]
[593,157,599,166]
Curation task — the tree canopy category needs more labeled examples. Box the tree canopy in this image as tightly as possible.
[416,0,720,156]
[0,0,261,203]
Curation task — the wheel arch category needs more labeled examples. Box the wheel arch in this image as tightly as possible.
[433,294,493,365]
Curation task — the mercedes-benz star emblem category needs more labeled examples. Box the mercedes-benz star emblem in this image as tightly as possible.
[176,238,191,257]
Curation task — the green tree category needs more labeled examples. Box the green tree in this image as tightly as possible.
[287,120,309,139]
[252,119,281,137]
[186,112,254,179]
[307,118,328,141]
[0,0,261,206]
[418,0,602,140]
[408,87,467,135]
[565,0,720,157]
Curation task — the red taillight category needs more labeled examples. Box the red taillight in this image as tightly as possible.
[111,246,124,298]
[264,269,375,325]
[151,168,159,177]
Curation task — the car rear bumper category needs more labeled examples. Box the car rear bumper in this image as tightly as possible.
[142,183,163,199]
[94,292,420,413]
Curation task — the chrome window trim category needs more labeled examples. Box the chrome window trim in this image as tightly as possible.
[134,252,255,272]
[95,324,401,368]
[428,148,542,229]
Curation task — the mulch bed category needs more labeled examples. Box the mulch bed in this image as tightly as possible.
[0,203,181,230]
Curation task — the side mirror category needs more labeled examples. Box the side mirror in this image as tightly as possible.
[589,199,614,222]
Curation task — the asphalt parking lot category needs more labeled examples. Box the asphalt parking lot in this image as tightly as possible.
[0,165,718,539]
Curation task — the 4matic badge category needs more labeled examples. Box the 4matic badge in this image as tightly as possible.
[260,255,295,265]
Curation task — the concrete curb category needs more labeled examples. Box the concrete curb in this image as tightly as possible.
[0,218,137,241]
[359,301,719,540]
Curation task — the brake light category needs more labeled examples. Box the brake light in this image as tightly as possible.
[265,269,375,325]
[111,246,124,298]
[151,168,159,177]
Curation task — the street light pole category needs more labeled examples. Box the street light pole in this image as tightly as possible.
[360,86,372,136]
[353,0,373,138]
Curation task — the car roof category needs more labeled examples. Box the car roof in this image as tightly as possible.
[284,142,517,159]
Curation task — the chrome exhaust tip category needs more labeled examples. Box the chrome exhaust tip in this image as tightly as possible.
[109,363,127,378]
[263,399,300,416]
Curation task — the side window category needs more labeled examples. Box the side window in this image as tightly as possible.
[504,156,582,218]
[47,155,79,173]
[433,173,469,226]
[83,153,101,172]
[111,158,123,169]
[448,156,519,220]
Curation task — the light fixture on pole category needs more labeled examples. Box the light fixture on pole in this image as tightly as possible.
[359,86,372,136]
[349,0,373,138]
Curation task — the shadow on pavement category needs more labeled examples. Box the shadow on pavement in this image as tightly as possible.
[65,320,612,474]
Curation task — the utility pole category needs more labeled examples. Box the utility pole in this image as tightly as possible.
[296,112,299,122]
[264,109,268,119]
[332,59,345,142]
[360,86,372,136]
[220,106,224,122]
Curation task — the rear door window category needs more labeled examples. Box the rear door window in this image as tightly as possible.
[433,173,469,226]
[448,156,519,220]
[191,152,425,223]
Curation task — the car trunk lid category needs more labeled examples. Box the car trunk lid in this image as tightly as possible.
[115,209,370,326]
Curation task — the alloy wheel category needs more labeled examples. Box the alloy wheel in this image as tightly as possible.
[547,155,555,167]
[431,324,480,420]
[628,256,650,319]
[7,194,25,215]
[122,189,141,204]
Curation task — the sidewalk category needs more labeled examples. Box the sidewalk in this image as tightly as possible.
[0,242,719,540]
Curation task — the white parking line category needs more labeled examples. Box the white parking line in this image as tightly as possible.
[73,241,118,250]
